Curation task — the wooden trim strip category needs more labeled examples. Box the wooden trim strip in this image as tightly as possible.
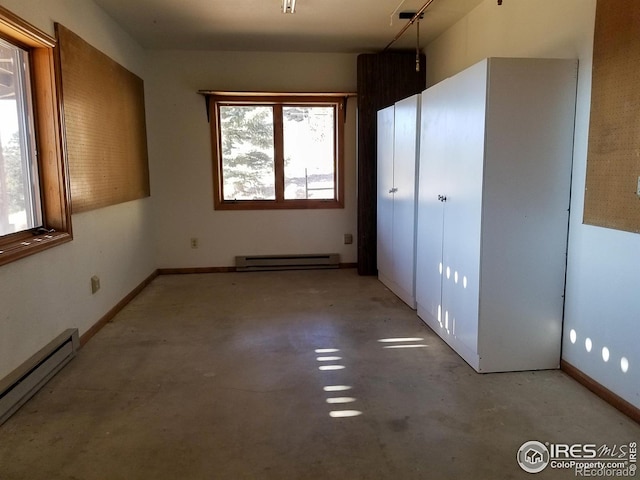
[79,270,158,347]
[273,104,285,202]
[561,360,640,424]
[158,264,357,275]
[335,101,346,208]
[158,267,237,275]
[0,232,71,267]
[199,91,357,98]
[213,199,344,210]
[0,5,56,48]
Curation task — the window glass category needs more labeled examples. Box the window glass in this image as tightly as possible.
[283,106,335,200]
[0,38,41,237]
[219,105,275,201]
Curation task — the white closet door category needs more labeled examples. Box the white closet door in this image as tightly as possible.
[417,57,575,372]
[376,106,395,281]
[416,84,449,324]
[441,60,487,353]
[477,58,575,370]
[391,94,420,306]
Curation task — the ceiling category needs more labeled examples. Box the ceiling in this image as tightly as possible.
[92,0,485,53]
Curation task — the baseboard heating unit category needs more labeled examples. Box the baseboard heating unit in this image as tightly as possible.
[235,253,340,271]
[0,328,79,425]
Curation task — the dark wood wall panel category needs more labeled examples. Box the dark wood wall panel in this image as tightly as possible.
[584,0,640,233]
[56,24,150,213]
[357,53,426,275]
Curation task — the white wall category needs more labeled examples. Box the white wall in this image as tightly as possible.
[0,0,155,380]
[145,51,358,268]
[426,0,640,409]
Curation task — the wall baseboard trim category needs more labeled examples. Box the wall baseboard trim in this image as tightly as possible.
[157,267,236,275]
[158,264,357,275]
[80,270,159,347]
[561,360,640,424]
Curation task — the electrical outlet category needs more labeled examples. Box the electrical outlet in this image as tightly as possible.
[91,275,100,294]
[190,237,199,249]
[344,233,353,245]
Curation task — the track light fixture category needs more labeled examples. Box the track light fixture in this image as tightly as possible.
[282,0,297,14]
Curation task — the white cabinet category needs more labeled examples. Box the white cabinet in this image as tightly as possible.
[377,94,421,308]
[416,58,577,372]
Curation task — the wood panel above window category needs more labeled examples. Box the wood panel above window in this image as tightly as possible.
[56,24,150,214]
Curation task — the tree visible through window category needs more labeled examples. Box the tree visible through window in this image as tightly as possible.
[219,105,275,200]
[0,39,41,237]
[210,94,344,210]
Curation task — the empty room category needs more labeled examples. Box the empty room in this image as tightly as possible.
[0,0,638,478]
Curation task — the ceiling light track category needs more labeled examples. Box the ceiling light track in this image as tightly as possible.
[415,17,421,71]
[383,0,436,51]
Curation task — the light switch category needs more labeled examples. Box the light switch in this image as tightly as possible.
[91,275,100,294]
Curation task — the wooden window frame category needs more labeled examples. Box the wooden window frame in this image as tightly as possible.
[209,93,345,210]
[0,6,72,267]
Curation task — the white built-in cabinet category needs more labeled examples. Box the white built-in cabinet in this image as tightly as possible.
[416,58,577,372]
[377,94,421,308]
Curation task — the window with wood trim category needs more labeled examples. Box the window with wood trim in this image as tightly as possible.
[209,94,345,210]
[0,6,71,266]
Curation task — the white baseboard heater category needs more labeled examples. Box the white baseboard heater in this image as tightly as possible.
[0,328,79,425]
[235,253,340,271]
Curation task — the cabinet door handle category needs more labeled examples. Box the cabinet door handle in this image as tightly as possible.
[389,188,398,193]
[437,195,447,202]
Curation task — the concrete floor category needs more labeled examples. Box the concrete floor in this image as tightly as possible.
[0,269,638,479]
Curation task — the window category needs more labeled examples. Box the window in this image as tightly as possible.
[0,37,40,237]
[0,7,71,266]
[209,94,345,210]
